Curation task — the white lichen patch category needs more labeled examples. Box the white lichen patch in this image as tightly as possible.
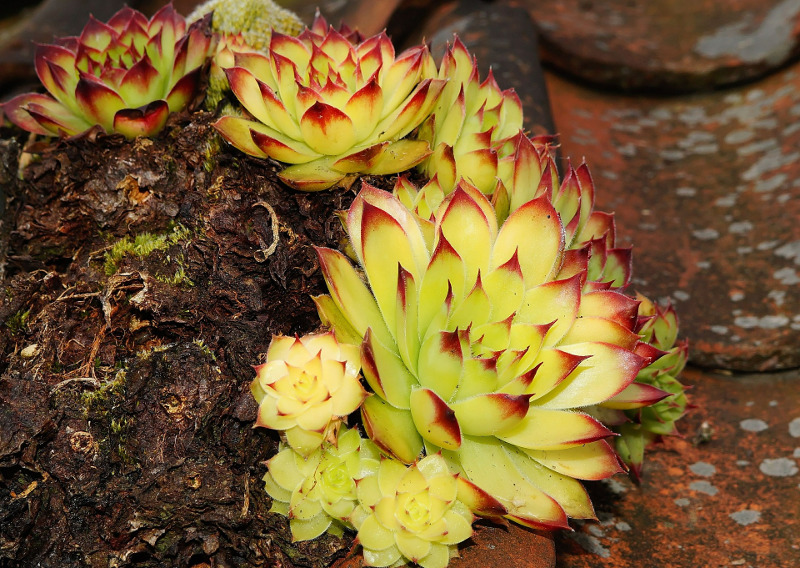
[755,173,787,193]
[676,186,697,196]
[773,268,800,285]
[789,417,800,438]
[587,524,605,538]
[729,221,753,234]
[734,315,789,329]
[710,325,729,335]
[767,290,786,306]
[743,148,800,181]
[729,509,761,526]
[774,240,800,264]
[724,129,755,145]
[714,194,737,207]
[759,458,798,477]
[568,532,611,558]
[689,480,719,496]
[689,461,717,477]
[740,418,769,432]
[692,228,720,240]
[601,477,629,495]
[674,498,690,507]
[736,138,777,157]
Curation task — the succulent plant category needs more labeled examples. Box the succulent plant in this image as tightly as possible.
[416,38,523,195]
[1,5,216,139]
[188,0,305,110]
[352,453,476,568]
[263,426,380,541]
[214,15,445,190]
[314,182,650,528]
[492,134,689,477]
[251,332,367,456]
[611,295,689,478]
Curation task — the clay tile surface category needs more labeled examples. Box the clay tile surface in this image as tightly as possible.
[555,367,800,568]
[523,0,800,92]
[547,62,800,371]
[332,524,556,568]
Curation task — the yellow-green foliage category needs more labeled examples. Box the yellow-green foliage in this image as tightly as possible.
[80,369,128,414]
[103,224,192,276]
[5,309,30,335]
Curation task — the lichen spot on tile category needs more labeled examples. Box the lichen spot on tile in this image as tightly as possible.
[789,417,800,438]
[692,228,720,240]
[729,509,761,526]
[774,267,800,285]
[774,240,800,264]
[689,480,718,496]
[759,458,799,477]
[689,462,717,477]
[569,532,611,558]
[793,448,800,458]
[740,418,769,432]
[601,477,628,494]
[674,498,690,507]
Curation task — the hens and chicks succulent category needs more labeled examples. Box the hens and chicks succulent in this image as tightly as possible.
[1,2,688,567]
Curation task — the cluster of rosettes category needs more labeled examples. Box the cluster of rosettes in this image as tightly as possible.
[255,144,689,567]
[1,4,689,566]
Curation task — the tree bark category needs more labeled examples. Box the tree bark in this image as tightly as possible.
[0,112,386,567]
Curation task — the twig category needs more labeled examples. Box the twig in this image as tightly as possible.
[252,201,279,262]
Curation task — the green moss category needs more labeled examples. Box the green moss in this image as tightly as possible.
[5,309,30,335]
[110,416,133,435]
[203,134,223,173]
[192,338,217,361]
[154,530,181,553]
[81,369,127,410]
[153,259,194,287]
[103,224,193,276]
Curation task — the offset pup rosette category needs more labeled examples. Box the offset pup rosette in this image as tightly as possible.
[2,5,215,138]
[314,182,649,528]
[251,332,367,455]
[214,15,444,190]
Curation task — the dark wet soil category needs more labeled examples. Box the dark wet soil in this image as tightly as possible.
[0,111,400,567]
